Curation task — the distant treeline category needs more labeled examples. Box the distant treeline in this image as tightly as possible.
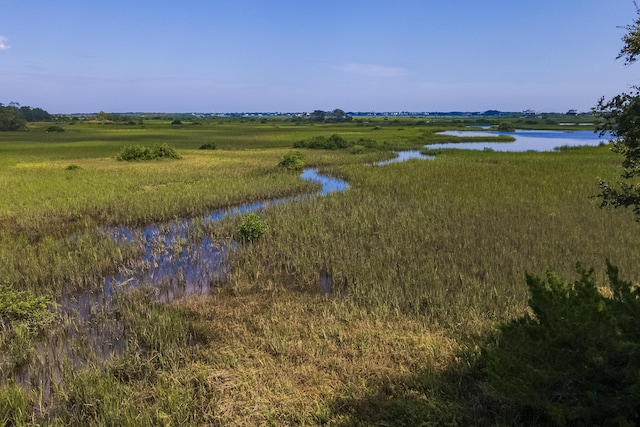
[0,104,52,131]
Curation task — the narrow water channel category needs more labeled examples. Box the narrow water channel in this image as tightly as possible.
[66,168,351,317]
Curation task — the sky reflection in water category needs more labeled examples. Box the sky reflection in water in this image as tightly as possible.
[430,130,609,152]
[102,169,350,301]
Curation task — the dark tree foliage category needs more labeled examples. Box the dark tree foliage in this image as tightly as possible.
[294,134,348,150]
[0,104,52,130]
[19,106,51,122]
[325,108,352,123]
[497,122,516,132]
[594,5,640,220]
[307,109,351,123]
[617,2,640,65]
[484,263,640,425]
[0,106,27,131]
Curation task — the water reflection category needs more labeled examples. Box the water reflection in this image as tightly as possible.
[430,130,609,152]
[100,168,349,303]
[300,168,350,195]
[374,150,434,165]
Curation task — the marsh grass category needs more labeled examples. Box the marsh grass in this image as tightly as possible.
[3,118,635,424]
[230,147,639,331]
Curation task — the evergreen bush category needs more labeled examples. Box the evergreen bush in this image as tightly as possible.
[116,144,181,161]
[484,262,640,425]
[237,213,268,242]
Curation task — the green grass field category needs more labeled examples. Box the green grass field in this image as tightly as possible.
[1,117,637,425]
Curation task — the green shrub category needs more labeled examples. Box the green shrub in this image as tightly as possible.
[484,262,640,425]
[278,150,305,170]
[152,143,181,160]
[116,145,154,161]
[0,284,54,329]
[350,145,366,155]
[0,285,55,373]
[294,134,348,150]
[116,144,181,161]
[45,125,65,133]
[237,213,268,242]
[199,142,217,150]
[65,164,82,171]
[0,106,27,131]
[497,122,516,132]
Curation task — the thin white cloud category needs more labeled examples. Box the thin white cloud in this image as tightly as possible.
[336,62,412,78]
[0,36,10,51]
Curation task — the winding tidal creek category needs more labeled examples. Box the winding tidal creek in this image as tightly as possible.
[62,129,609,318]
[102,168,350,301]
[26,131,610,395]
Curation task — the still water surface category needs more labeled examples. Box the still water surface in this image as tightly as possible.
[430,129,609,151]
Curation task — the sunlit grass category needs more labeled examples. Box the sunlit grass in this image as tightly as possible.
[230,146,640,332]
[1,118,632,425]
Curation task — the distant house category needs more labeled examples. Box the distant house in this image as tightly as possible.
[566,109,579,116]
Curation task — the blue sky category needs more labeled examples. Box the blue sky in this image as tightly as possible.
[0,1,637,113]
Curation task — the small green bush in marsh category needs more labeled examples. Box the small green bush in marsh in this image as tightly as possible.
[152,142,181,159]
[278,150,305,170]
[0,285,55,374]
[294,133,348,150]
[237,213,268,242]
[0,284,54,329]
[484,262,640,425]
[199,142,217,150]
[496,122,516,132]
[45,125,65,133]
[116,144,154,161]
[116,143,181,161]
[293,134,390,151]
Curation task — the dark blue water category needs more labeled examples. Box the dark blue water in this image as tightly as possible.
[430,129,609,152]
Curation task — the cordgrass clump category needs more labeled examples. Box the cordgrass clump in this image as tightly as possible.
[116,143,181,161]
[0,382,29,426]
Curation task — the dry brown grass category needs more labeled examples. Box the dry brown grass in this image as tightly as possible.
[172,282,465,425]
